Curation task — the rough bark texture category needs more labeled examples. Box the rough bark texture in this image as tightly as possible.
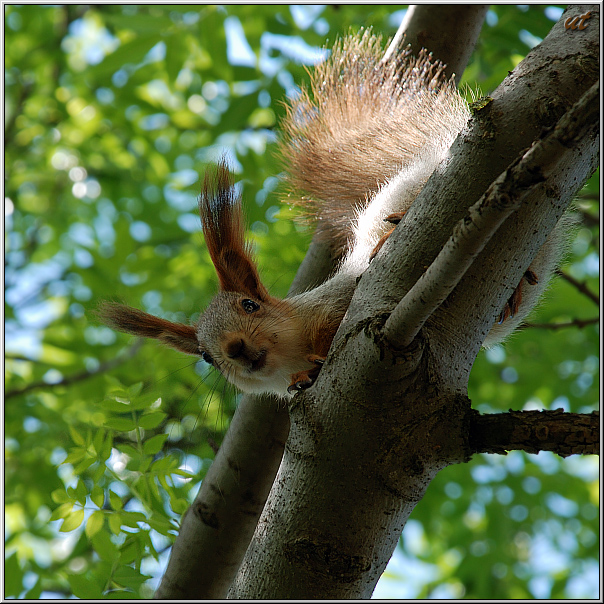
[154,393,289,599]
[383,4,490,82]
[229,5,599,599]
[469,409,600,457]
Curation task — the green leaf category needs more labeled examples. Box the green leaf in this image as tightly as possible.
[91,485,105,508]
[73,456,96,475]
[113,565,151,589]
[147,513,177,536]
[171,497,189,515]
[101,399,132,413]
[86,510,105,538]
[68,573,104,600]
[75,479,88,505]
[100,432,114,461]
[4,553,24,597]
[143,433,169,455]
[138,411,167,429]
[88,34,161,79]
[64,447,86,465]
[92,427,105,455]
[25,577,42,599]
[109,512,122,535]
[91,529,119,562]
[122,511,148,526]
[109,490,123,511]
[51,488,70,504]
[119,540,140,564]
[60,508,85,532]
[130,393,162,411]
[105,416,137,432]
[50,502,73,521]
[68,424,86,446]
[128,381,144,398]
[103,12,172,34]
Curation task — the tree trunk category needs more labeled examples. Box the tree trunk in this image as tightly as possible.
[156,5,599,599]
[228,5,599,599]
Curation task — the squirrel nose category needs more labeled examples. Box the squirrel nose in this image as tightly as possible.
[225,337,246,360]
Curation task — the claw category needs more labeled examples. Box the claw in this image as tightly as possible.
[384,211,406,225]
[498,270,539,323]
[524,269,539,285]
[369,227,396,261]
[369,212,407,261]
[287,356,326,394]
[287,377,314,394]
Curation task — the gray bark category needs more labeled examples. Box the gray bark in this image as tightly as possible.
[383,4,490,82]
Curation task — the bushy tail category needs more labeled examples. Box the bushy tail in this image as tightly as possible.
[279,29,470,254]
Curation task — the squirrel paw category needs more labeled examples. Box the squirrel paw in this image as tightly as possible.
[369,212,407,261]
[498,270,539,323]
[287,357,325,394]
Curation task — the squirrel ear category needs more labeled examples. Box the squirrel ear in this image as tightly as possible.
[96,302,199,356]
[199,159,271,302]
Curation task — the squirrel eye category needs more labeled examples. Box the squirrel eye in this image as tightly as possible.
[201,351,214,366]
[241,299,260,313]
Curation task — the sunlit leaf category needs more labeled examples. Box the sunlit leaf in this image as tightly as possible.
[109,490,123,511]
[86,510,105,538]
[91,486,105,508]
[60,508,85,532]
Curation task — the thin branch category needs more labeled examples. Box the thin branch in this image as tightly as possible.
[469,409,599,457]
[383,183,520,348]
[4,341,143,400]
[555,268,600,306]
[382,4,489,83]
[522,317,599,330]
[383,80,600,349]
[4,79,33,148]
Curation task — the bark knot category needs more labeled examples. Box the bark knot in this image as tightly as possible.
[284,537,371,582]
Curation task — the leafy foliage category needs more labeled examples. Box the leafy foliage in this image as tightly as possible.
[4,4,599,599]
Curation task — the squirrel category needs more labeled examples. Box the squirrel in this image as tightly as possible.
[98,31,567,397]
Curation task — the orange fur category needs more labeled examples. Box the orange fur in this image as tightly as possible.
[96,302,198,355]
[199,161,270,302]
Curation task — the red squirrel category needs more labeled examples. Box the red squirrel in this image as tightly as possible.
[98,32,566,397]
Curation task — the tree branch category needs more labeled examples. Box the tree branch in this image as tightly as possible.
[383,4,490,82]
[556,268,600,306]
[155,392,289,599]
[5,341,143,400]
[469,409,599,457]
[522,317,599,330]
[383,81,600,349]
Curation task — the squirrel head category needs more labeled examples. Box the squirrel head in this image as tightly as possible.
[97,160,311,396]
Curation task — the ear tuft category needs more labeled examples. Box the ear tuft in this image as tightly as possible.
[199,158,270,302]
[96,301,199,356]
